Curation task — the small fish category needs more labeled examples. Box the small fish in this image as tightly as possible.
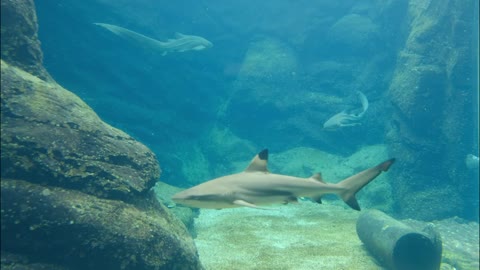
[323,91,369,130]
[172,149,395,211]
[93,23,212,55]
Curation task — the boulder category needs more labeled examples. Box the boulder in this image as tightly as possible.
[386,0,477,220]
[222,37,323,151]
[1,179,202,270]
[0,0,204,269]
[1,252,68,270]
[0,0,50,81]
[327,14,379,56]
[1,60,160,202]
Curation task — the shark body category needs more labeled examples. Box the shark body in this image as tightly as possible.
[94,23,212,55]
[323,91,369,130]
[172,149,395,211]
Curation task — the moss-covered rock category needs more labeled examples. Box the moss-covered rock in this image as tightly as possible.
[1,179,203,270]
[0,1,203,269]
[0,0,50,81]
[1,60,160,202]
[222,37,323,152]
[153,181,199,235]
[386,0,477,220]
[327,14,380,55]
[1,252,68,270]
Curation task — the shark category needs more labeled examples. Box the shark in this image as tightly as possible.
[323,91,369,130]
[172,149,395,211]
[93,23,212,56]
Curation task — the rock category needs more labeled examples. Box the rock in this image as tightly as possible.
[153,181,199,235]
[327,14,379,55]
[0,1,203,269]
[1,252,68,270]
[222,37,313,151]
[1,60,160,202]
[0,0,50,81]
[1,179,203,270]
[386,0,477,220]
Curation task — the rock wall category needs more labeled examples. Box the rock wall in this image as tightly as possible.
[386,0,478,220]
[0,0,204,269]
[0,0,51,81]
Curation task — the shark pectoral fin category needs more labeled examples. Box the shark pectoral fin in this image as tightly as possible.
[233,199,268,209]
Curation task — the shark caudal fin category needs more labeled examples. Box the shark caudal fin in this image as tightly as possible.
[337,158,395,210]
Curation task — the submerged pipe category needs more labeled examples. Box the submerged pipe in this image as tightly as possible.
[356,209,442,270]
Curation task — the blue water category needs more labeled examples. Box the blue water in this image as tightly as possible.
[35,0,479,217]
[10,1,475,268]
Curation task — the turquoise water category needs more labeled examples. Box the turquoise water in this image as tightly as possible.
[2,0,478,269]
[36,0,479,220]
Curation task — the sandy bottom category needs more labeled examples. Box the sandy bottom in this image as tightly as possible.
[194,202,384,270]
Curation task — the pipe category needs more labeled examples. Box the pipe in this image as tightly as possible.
[356,209,442,270]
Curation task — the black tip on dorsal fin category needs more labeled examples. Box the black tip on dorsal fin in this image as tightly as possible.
[244,149,269,173]
[258,149,268,161]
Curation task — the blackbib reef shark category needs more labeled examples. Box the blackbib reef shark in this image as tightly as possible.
[172,149,395,210]
[94,23,212,55]
[323,91,369,130]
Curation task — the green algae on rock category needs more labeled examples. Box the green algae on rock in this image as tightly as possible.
[1,60,160,202]
[0,0,51,81]
[386,0,477,220]
[1,179,203,270]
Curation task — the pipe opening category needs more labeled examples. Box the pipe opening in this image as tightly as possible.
[393,233,438,270]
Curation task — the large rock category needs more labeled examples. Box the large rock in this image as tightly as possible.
[327,14,380,56]
[222,36,389,154]
[0,0,203,269]
[0,0,50,81]
[1,60,159,202]
[386,0,478,220]
[222,37,327,152]
[1,179,202,270]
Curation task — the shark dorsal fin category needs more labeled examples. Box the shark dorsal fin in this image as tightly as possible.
[311,173,326,183]
[245,149,269,173]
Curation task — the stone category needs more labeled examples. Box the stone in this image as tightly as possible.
[0,0,50,81]
[327,14,379,55]
[386,0,477,220]
[1,60,160,202]
[1,179,203,270]
[0,1,203,269]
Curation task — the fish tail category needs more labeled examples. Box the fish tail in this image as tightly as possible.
[337,158,395,210]
[355,91,369,116]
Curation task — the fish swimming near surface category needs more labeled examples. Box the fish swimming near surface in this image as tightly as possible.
[172,149,395,211]
[93,23,213,56]
[323,91,369,130]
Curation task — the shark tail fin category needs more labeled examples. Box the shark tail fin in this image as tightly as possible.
[337,158,395,211]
